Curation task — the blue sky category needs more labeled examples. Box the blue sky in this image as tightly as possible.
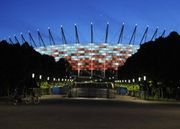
[0,0,180,46]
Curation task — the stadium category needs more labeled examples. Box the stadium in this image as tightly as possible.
[8,23,165,78]
[4,22,169,98]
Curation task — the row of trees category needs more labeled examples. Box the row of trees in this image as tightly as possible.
[0,41,71,96]
[118,32,180,99]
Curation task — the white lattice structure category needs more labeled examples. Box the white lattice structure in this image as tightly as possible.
[35,43,139,71]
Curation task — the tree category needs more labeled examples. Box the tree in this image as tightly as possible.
[0,40,72,96]
[118,32,180,99]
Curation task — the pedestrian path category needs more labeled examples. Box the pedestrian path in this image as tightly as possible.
[40,95,180,104]
[115,95,180,104]
[1,95,180,105]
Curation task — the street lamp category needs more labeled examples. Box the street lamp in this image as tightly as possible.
[132,79,135,83]
[39,75,42,80]
[39,75,42,88]
[143,75,147,99]
[47,77,50,81]
[138,77,141,82]
[143,76,147,81]
[128,80,131,83]
[32,73,35,78]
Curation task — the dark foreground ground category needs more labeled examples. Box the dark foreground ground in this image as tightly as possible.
[0,96,180,129]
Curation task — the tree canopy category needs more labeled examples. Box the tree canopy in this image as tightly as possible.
[118,32,180,99]
[0,41,71,96]
[118,31,180,85]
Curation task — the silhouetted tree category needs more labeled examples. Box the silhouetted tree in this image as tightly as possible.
[0,41,71,96]
[118,32,180,99]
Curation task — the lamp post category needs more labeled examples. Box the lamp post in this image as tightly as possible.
[132,79,135,83]
[32,73,35,79]
[47,77,51,95]
[138,77,142,98]
[128,80,131,83]
[143,75,148,99]
[39,75,42,87]
[31,73,37,96]
[39,75,42,80]
[132,78,136,97]
[143,76,146,81]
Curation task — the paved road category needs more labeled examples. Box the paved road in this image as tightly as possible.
[0,96,180,129]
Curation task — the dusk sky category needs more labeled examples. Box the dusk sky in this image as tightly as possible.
[0,0,180,45]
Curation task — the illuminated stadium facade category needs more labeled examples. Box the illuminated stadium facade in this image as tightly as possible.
[36,43,138,71]
[8,23,165,77]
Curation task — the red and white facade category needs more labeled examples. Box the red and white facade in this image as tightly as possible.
[35,43,139,71]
